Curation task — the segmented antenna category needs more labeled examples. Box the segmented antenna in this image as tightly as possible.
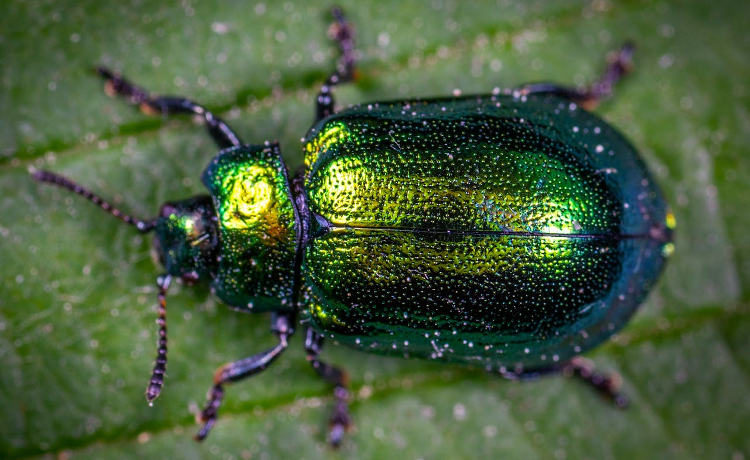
[147,274,172,403]
[32,169,157,232]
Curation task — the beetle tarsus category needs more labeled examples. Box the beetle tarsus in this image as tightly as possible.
[328,385,352,447]
[329,6,356,75]
[316,7,358,121]
[563,357,629,408]
[96,66,151,106]
[516,42,636,110]
[581,41,635,109]
[195,383,223,441]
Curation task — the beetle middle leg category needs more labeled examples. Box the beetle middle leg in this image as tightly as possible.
[315,7,357,122]
[304,327,352,447]
[96,66,243,149]
[195,312,294,441]
[516,42,635,110]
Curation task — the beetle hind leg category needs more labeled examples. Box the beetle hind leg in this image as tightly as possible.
[96,66,243,149]
[195,312,294,441]
[561,357,629,408]
[516,42,635,110]
[315,7,357,121]
[501,357,629,408]
[304,328,352,447]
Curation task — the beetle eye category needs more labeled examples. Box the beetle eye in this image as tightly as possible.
[160,203,178,218]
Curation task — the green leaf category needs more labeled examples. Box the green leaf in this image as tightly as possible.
[1,0,748,459]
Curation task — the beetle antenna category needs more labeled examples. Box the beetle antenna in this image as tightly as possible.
[31,169,157,233]
[146,274,171,403]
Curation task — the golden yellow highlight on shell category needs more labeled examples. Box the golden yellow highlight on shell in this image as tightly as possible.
[305,122,352,168]
[219,165,273,230]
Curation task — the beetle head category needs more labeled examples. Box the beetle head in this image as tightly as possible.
[153,195,218,285]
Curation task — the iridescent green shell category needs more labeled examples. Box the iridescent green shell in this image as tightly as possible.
[299,94,673,370]
[202,144,299,312]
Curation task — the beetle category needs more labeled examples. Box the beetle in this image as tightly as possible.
[33,8,674,446]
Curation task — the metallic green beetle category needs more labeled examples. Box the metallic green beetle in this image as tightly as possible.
[34,8,673,446]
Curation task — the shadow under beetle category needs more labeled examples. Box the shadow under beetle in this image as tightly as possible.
[33,8,675,446]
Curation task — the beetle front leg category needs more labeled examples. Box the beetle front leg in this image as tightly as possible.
[304,328,352,447]
[195,312,294,441]
[516,42,635,110]
[96,67,243,149]
[315,7,357,121]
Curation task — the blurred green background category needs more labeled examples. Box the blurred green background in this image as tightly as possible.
[1,0,748,459]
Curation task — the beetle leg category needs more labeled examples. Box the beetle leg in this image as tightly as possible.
[501,357,629,408]
[96,66,243,149]
[561,356,629,408]
[315,7,357,121]
[304,327,352,447]
[516,42,635,110]
[195,312,294,441]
